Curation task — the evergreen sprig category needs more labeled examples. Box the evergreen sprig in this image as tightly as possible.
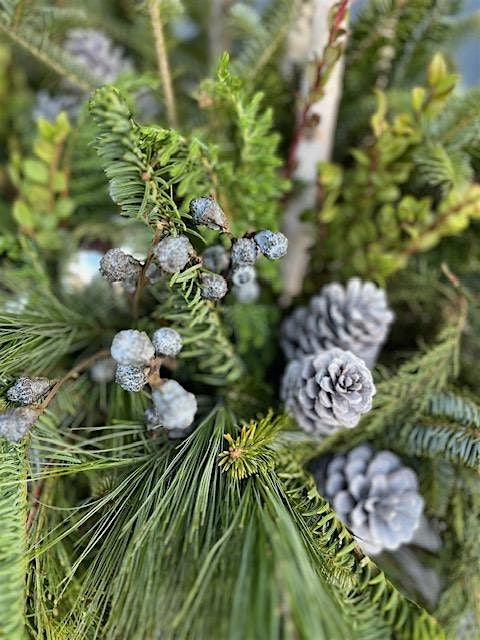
[0,440,28,640]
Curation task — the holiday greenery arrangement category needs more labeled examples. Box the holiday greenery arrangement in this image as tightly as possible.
[0,1,479,639]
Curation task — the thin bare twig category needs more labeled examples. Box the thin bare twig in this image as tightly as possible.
[147,0,178,128]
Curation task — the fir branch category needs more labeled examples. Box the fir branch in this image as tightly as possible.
[199,54,288,233]
[386,419,480,469]
[428,390,480,428]
[157,281,243,386]
[89,85,215,226]
[0,440,28,639]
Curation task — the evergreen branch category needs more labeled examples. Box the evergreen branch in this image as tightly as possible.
[218,411,287,479]
[0,288,99,378]
[89,85,215,226]
[385,420,480,469]
[159,273,243,386]
[147,0,178,128]
[199,54,288,233]
[0,18,94,92]
[0,440,28,639]
[231,0,298,81]
[428,390,480,428]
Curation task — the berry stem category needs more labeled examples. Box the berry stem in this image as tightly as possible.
[148,0,178,128]
[39,349,110,410]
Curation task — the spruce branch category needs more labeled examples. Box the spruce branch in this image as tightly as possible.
[147,0,178,128]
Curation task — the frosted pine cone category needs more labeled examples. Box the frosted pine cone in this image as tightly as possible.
[7,377,51,405]
[281,348,375,436]
[33,91,80,122]
[64,29,133,85]
[231,238,258,267]
[200,273,228,300]
[202,245,230,273]
[281,278,394,368]
[254,230,288,260]
[319,445,424,555]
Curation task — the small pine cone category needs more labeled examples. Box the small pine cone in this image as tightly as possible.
[202,245,230,273]
[7,377,51,405]
[64,29,133,85]
[152,328,183,357]
[189,197,230,232]
[153,235,194,273]
[151,380,197,431]
[233,280,260,304]
[254,230,288,260]
[111,330,155,367]
[99,248,141,284]
[319,445,424,554]
[231,238,258,267]
[201,273,228,300]
[281,278,394,368]
[115,365,148,392]
[231,265,256,287]
[281,348,375,436]
[90,358,117,383]
[0,407,39,442]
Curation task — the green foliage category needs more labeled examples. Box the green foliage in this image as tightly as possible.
[90,85,215,229]
[0,440,28,640]
[317,56,480,281]
[8,113,73,250]
[218,411,286,479]
[230,0,298,82]
[336,0,464,153]
[198,54,289,234]
[0,3,479,639]
[155,276,244,386]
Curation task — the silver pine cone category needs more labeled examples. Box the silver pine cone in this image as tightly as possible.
[319,445,424,555]
[281,348,375,436]
[281,278,394,368]
[64,29,133,85]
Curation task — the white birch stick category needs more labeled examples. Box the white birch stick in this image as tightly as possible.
[280,0,348,305]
